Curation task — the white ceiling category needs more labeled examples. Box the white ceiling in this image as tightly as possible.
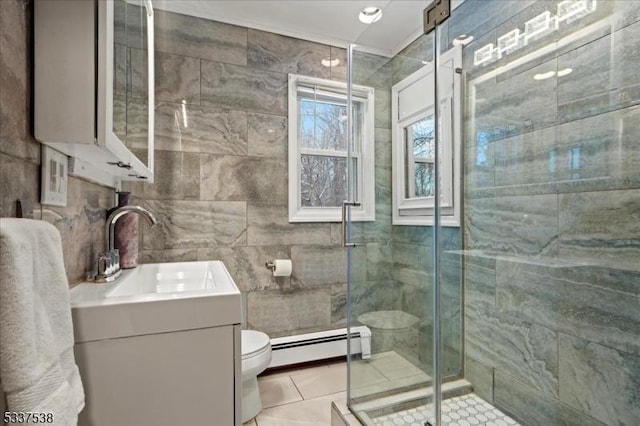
[152,0,457,57]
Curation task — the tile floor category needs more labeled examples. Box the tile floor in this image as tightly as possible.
[242,359,349,426]
[245,354,518,426]
[244,351,430,425]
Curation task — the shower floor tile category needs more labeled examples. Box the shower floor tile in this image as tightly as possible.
[370,393,521,426]
[368,351,426,381]
[350,351,432,401]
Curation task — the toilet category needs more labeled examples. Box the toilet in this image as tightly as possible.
[241,330,272,423]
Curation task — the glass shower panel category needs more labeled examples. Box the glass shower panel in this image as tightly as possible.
[459,0,640,425]
[433,22,466,426]
[346,36,436,424]
[346,15,464,423]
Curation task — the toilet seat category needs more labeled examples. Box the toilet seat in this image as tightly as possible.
[242,330,270,359]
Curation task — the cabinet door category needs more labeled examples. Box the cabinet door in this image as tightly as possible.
[35,0,155,186]
[113,0,154,174]
[34,0,96,146]
[100,0,155,182]
[75,327,236,426]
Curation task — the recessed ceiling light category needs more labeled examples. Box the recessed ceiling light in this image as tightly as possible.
[533,71,556,80]
[359,7,382,24]
[557,68,573,77]
[321,58,341,67]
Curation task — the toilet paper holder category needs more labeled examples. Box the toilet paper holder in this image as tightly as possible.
[265,259,293,277]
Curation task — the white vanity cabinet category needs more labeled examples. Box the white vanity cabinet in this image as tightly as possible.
[74,325,241,426]
[70,261,243,425]
[34,0,155,186]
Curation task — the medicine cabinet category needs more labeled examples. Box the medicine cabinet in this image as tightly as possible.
[34,0,155,187]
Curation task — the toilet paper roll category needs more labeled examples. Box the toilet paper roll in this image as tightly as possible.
[272,259,292,277]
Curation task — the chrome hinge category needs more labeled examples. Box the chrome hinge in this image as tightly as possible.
[424,0,451,34]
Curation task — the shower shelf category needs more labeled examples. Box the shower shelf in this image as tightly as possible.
[445,249,634,271]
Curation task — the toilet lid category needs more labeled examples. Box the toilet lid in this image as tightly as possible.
[242,330,270,358]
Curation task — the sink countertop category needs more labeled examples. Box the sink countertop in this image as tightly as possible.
[70,261,242,343]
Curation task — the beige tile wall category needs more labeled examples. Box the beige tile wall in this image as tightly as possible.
[122,9,400,339]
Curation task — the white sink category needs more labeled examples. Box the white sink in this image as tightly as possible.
[70,261,242,343]
[106,261,236,298]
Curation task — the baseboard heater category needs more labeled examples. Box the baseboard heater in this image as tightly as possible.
[268,326,371,369]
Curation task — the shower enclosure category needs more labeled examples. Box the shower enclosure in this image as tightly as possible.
[344,1,640,425]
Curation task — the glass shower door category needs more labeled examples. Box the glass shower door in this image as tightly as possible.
[345,15,461,425]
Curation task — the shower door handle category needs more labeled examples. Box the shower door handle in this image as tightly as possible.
[342,201,361,248]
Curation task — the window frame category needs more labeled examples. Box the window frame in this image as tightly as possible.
[288,74,375,223]
[391,46,462,227]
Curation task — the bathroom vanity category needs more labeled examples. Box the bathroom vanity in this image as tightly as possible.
[70,261,242,426]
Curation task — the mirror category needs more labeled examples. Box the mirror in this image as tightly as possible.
[113,0,150,167]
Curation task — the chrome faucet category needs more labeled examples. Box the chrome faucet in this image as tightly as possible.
[105,205,157,253]
[94,205,158,282]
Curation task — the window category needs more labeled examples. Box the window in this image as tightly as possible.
[405,115,436,198]
[288,74,375,222]
[391,46,462,226]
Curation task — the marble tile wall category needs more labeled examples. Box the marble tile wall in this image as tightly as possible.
[124,10,401,339]
[0,0,115,285]
[124,9,463,356]
[460,1,640,424]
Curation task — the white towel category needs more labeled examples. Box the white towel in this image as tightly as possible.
[0,218,85,425]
